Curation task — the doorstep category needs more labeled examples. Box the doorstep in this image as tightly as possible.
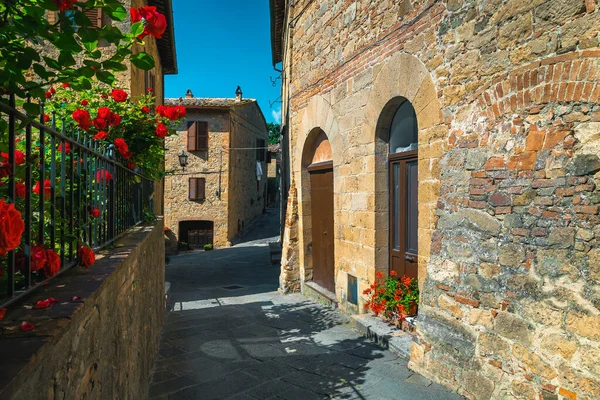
[303,281,338,310]
[350,313,417,359]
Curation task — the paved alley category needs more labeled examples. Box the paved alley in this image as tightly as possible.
[149,211,462,400]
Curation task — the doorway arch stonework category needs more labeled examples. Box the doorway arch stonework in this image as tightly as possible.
[363,52,445,289]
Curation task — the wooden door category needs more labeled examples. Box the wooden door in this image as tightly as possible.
[188,228,213,249]
[389,151,418,279]
[309,162,335,292]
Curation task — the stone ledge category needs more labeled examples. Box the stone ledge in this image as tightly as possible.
[303,281,338,309]
[350,314,415,360]
[0,219,165,399]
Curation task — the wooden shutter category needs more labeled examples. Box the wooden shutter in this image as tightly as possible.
[47,11,58,25]
[196,122,208,151]
[187,122,197,151]
[197,178,206,200]
[189,178,197,200]
[78,0,103,28]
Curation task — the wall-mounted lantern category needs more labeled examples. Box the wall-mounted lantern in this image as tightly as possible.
[178,150,189,171]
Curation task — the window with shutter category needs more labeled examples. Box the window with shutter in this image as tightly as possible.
[75,0,102,28]
[187,121,197,151]
[189,178,206,200]
[256,139,266,162]
[196,122,209,151]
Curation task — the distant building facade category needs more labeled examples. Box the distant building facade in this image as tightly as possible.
[164,89,270,250]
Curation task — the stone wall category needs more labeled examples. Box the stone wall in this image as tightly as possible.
[164,110,231,247]
[279,0,600,398]
[0,220,165,399]
[228,104,270,238]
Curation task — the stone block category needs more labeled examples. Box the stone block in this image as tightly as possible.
[478,332,511,358]
[462,370,495,400]
[494,312,532,345]
[513,344,557,380]
[566,311,600,340]
[417,307,476,362]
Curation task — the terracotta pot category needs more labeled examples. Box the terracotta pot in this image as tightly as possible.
[397,302,418,317]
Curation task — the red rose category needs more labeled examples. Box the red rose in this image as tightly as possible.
[127,161,136,169]
[90,208,100,218]
[111,89,128,102]
[81,99,89,106]
[45,249,61,277]
[33,180,52,199]
[1,150,25,166]
[147,88,153,93]
[109,113,121,127]
[50,88,56,94]
[155,123,168,138]
[31,244,47,272]
[156,105,167,118]
[72,109,92,131]
[93,131,108,140]
[130,6,167,39]
[51,0,75,11]
[45,91,52,99]
[141,106,150,114]
[95,169,113,183]
[114,138,130,158]
[16,181,26,198]
[44,114,51,123]
[0,199,25,257]
[93,117,108,130]
[21,321,34,332]
[62,82,70,88]
[58,142,71,155]
[78,245,95,268]
[97,107,112,119]
[0,161,11,179]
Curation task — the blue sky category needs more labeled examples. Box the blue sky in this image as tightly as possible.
[165,0,282,123]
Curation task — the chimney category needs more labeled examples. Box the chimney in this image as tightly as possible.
[185,89,194,98]
[235,86,243,102]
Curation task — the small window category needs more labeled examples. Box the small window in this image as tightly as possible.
[189,178,206,200]
[187,121,208,151]
[256,139,266,162]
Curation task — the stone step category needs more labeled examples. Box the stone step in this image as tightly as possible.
[350,313,415,360]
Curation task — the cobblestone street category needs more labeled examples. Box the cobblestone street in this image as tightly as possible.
[149,212,461,400]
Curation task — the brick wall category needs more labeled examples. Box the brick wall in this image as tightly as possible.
[0,220,165,399]
[279,0,600,398]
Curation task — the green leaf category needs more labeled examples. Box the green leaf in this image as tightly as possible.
[131,21,145,38]
[0,120,7,135]
[100,26,125,44]
[96,70,116,85]
[78,77,92,90]
[102,60,128,72]
[83,40,99,52]
[23,103,41,116]
[130,52,155,71]
[43,56,61,70]
[58,51,76,67]
[78,28,99,43]
[104,5,128,21]
[33,63,54,80]
[23,5,45,19]
[78,66,96,78]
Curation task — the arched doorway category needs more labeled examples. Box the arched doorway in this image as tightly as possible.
[387,100,419,278]
[302,129,335,292]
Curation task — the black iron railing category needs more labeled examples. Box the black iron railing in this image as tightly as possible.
[0,94,154,309]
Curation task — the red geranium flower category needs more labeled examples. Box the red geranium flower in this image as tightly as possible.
[390,270,397,277]
[93,131,108,140]
[16,181,26,198]
[141,106,150,114]
[155,123,168,138]
[130,6,167,39]
[72,109,92,131]
[95,169,113,183]
[81,99,89,106]
[401,276,411,287]
[90,208,100,218]
[0,199,25,257]
[78,245,95,268]
[45,249,61,277]
[375,271,384,279]
[111,89,128,102]
[33,180,52,199]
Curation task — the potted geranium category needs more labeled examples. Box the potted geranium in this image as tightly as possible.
[363,271,419,327]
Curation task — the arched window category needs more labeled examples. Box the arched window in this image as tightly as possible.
[389,101,418,154]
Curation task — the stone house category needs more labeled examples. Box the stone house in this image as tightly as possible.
[271,0,600,398]
[267,143,282,208]
[164,89,270,249]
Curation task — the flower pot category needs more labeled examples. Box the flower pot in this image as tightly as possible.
[397,302,418,317]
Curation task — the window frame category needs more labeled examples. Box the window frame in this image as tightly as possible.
[188,177,206,201]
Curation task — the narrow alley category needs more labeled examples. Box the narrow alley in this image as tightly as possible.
[149,210,462,400]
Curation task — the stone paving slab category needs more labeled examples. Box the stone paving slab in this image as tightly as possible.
[149,212,463,400]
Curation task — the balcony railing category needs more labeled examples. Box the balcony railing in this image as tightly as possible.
[0,94,154,309]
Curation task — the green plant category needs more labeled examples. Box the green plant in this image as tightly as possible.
[177,241,188,250]
[363,271,419,317]
[203,243,213,251]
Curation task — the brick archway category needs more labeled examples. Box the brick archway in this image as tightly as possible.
[363,52,444,286]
